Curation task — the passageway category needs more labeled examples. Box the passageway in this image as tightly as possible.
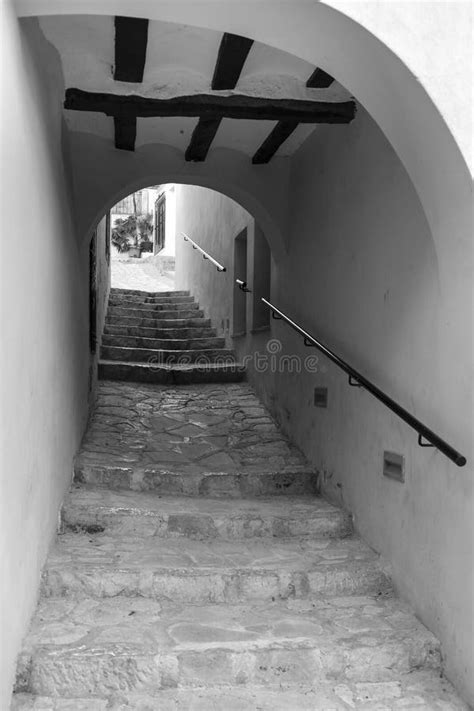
[2,3,472,708]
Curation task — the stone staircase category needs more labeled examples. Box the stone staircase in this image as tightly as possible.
[99,288,245,385]
[11,290,467,709]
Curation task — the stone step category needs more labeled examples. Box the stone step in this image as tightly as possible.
[74,459,317,497]
[108,306,203,319]
[16,595,443,700]
[106,315,211,329]
[104,324,218,339]
[76,380,313,496]
[102,334,226,350]
[41,533,391,602]
[110,288,190,297]
[109,295,195,306]
[62,489,353,540]
[98,360,246,386]
[109,301,200,313]
[11,672,469,711]
[100,345,236,365]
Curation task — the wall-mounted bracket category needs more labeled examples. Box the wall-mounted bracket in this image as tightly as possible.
[236,279,251,293]
[418,434,435,448]
[348,375,362,387]
[304,337,317,348]
[271,311,283,320]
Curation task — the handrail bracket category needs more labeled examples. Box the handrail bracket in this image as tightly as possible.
[260,297,466,467]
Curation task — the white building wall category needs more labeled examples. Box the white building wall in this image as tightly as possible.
[161,184,176,257]
[5,1,472,705]
[0,9,91,708]
[173,104,473,704]
[175,185,251,342]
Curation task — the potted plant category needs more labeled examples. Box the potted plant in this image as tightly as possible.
[111,211,154,257]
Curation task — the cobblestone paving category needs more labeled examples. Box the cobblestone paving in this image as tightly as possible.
[13,380,469,710]
[111,259,175,292]
[77,381,307,475]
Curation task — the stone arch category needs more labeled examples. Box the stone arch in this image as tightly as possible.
[16,1,471,266]
[70,136,289,263]
[20,0,471,412]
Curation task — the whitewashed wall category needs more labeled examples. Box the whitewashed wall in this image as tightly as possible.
[0,11,90,708]
[175,185,251,342]
[172,105,472,703]
[6,0,473,704]
[267,106,472,704]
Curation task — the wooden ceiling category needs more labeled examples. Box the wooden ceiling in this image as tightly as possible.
[63,17,356,163]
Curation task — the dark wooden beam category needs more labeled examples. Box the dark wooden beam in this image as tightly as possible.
[65,89,356,123]
[184,32,253,162]
[252,120,299,164]
[251,68,338,163]
[114,116,137,151]
[185,118,222,161]
[306,68,334,88]
[212,33,253,90]
[114,16,149,83]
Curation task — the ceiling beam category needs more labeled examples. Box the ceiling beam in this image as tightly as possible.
[251,68,338,163]
[212,33,253,90]
[65,89,356,123]
[114,17,149,83]
[185,32,253,162]
[114,116,137,151]
[306,68,335,88]
[185,118,222,162]
[252,120,299,164]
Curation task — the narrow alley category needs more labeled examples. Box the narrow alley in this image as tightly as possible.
[2,3,472,709]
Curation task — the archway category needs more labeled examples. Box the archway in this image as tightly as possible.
[15,0,472,270]
[11,3,473,703]
[72,137,289,264]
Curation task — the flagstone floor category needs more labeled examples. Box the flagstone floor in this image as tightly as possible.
[111,258,175,292]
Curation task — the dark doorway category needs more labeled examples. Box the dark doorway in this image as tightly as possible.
[154,194,166,254]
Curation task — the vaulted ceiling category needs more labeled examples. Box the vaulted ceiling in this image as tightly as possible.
[40,15,356,164]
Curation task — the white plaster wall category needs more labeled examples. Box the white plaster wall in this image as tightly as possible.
[163,186,176,257]
[325,0,473,172]
[170,103,473,704]
[175,185,251,341]
[254,106,472,704]
[7,1,472,702]
[65,133,290,262]
[94,215,111,362]
[0,8,90,707]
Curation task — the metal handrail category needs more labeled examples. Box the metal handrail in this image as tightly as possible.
[182,232,226,272]
[262,298,467,467]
